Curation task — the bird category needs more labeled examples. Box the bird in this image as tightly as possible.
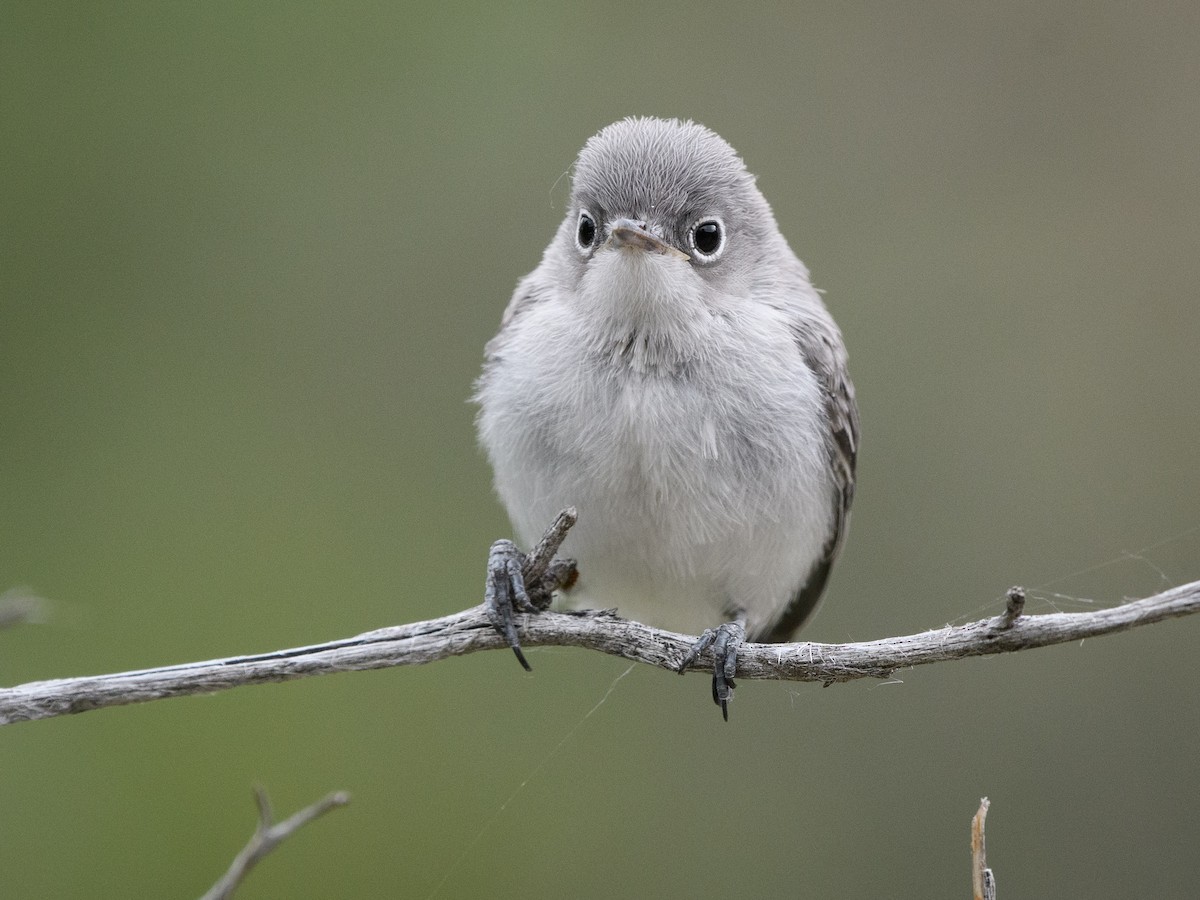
[475,116,858,718]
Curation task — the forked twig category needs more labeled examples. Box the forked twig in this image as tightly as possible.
[199,787,350,900]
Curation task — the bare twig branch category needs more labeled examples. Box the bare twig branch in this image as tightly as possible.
[999,587,1025,629]
[971,797,996,900]
[199,787,350,900]
[522,507,577,584]
[1,513,1198,726]
[2,576,1196,725]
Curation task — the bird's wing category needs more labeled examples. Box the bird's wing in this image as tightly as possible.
[481,271,556,364]
[757,318,859,642]
[500,272,554,328]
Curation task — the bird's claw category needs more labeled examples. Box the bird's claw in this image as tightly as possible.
[484,537,577,671]
[485,539,536,670]
[677,620,746,721]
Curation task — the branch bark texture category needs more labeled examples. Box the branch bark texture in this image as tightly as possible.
[2,578,1197,726]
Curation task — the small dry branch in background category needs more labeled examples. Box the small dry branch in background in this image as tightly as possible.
[972,798,996,900]
[199,787,350,900]
[1,512,1198,726]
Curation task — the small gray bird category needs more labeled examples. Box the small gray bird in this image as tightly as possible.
[476,117,858,718]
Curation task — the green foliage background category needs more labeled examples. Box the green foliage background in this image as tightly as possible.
[2,3,1198,897]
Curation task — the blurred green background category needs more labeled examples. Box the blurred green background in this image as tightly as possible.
[2,3,1198,897]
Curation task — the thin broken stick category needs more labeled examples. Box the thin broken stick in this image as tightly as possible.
[971,797,996,900]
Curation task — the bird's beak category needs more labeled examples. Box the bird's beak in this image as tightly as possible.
[606,219,691,261]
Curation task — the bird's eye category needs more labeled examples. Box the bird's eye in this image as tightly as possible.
[690,218,724,259]
[576,211,597,251]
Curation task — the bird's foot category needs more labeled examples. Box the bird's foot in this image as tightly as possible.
[484,531,578,671]
[484,539,538,671]
[677,619,746,721]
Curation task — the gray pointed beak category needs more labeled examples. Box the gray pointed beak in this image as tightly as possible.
[606,218,691,261]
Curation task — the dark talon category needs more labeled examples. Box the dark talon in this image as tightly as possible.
[485,539,535,670]
[678,619,746,721]
[483,529,579,672]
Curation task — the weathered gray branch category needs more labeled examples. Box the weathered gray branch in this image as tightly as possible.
[2,576,1197,726]
[199,787,350,900]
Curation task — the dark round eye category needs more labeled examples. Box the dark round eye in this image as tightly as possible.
[576,211,597,251]
[690,219,723,258]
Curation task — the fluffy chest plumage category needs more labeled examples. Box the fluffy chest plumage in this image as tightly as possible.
[481,291,831,548]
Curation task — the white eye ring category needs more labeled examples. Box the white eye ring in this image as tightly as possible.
[576,209,598,253]
[688,216,726,261]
